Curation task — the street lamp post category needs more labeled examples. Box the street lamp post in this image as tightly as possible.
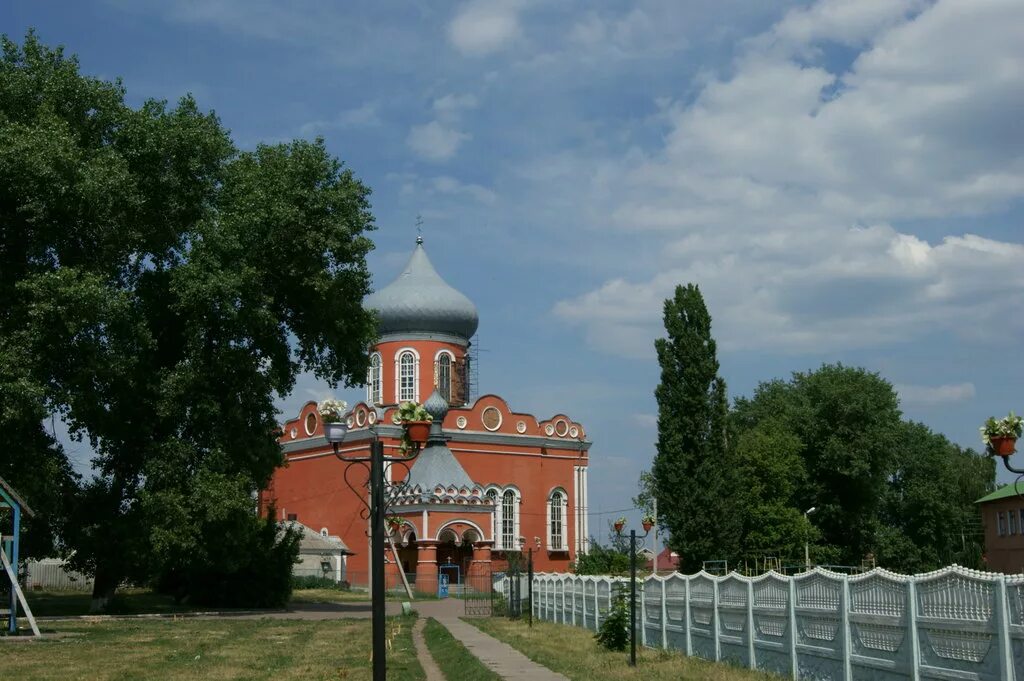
[804,506,817,571]
[324,419,424,681]
[615,522,651,667]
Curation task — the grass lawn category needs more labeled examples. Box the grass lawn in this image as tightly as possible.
[469,617,779,681]
[421,618,501,681]
[3,615,424,680]
[26,589,209,617]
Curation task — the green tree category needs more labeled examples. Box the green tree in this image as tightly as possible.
[650,284,739,572]
[1,33,378,609]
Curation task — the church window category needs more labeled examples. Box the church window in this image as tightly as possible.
[398,350,417,402]
[367,353,382,405]
[547,489,566,551]
[435,352,453,403]
[502,490,518,551]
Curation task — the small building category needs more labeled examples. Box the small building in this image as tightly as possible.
[282,521,352,583]
[645,547,681,573]
[976,484,1024,574]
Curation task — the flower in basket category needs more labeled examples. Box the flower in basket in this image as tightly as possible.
[641,514,655,531]
[392,401,433,455]
[981,411,1023,456]
[613,516,627,533]
[386,516,404,534]
[318,398,348,423]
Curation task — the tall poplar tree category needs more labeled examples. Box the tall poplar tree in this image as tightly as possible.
[651,284,739,572]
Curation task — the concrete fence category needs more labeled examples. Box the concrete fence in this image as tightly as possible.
[520,566,1024,681]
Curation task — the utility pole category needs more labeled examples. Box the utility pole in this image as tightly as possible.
[652,497,658,575]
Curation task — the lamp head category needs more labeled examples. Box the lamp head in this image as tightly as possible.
[805,506,817,515]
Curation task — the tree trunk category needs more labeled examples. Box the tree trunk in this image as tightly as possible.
[89,566,119,613]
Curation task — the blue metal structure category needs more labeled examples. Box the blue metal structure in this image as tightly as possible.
[0,475,35,634]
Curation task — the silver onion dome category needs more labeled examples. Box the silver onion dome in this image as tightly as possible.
[363,239,479,342]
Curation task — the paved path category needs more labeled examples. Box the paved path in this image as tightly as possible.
[416,600,568,681]
[411,617,445,681]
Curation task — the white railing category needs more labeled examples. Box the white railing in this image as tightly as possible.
[517,566,1024,681]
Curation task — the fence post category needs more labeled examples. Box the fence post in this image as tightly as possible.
[640,577,647,647]
[789,577,798,680]
[594,578,601,629]
[571,576,577,627]
[995,575,1014,681]
[747,577,756,670]
[713,577,721,662]
[907,577,921,681]
[685,574,694,656]
[841,575,852,681]
[662,577,668,650]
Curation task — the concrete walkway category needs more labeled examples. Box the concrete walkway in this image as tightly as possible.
[416,600,568,681]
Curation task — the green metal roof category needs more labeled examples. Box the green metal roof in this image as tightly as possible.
[975,483,1024,504]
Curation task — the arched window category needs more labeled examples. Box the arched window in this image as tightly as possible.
[367,353,382,405]
[398,351,417,402]
[435,352,452,403]
[547,489,567,551]
[502,490,518,551]
[486,488,499,547]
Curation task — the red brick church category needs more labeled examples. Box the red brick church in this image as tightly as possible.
[262,237,591,592]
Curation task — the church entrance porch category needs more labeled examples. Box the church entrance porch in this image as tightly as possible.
[437,527,477,593]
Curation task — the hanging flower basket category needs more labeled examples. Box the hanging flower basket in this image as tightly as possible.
[981,412,1023,457]
[989,436,1017,457]
[405,421,431,445]
[613,517,626,534]
[642,519,654,533]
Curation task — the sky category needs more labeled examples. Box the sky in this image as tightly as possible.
[4,0,1023,546]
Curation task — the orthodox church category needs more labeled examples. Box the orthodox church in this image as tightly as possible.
[263,237,591,592]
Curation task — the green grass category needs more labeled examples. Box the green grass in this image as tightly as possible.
[3,615,424,680]
[469,617,779,681]
[25,589,212,617]
[422,618,501,681]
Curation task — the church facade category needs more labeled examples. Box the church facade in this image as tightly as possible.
[263,238,590,592]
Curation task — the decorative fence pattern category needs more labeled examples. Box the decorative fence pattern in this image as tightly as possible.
[524,567,1024,681]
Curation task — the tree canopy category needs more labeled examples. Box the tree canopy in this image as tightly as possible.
[0,32,378,608]
[650,284,740,572]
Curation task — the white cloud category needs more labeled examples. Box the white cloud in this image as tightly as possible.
[406,121,471,162]
[299,102,381,136]
[896,382,976,407]
[550,0,1024,357]
[448,0,523,56]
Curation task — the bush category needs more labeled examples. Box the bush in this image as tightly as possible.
[292,575,350,591]
[594,583,630,651]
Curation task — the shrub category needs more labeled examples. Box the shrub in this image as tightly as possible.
[594,583,630,651]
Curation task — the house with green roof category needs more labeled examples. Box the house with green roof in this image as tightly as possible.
[975,483,1024,574]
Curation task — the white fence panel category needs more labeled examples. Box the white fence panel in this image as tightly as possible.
[25,559,93,592]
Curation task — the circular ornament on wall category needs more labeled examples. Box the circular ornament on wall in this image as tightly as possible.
[569,426,580,438]
[516,421,527,434]
[456,416,468,429]
[544,424,555,436]
[289,427,297,440]
[482,407,502,431]
[555,419,569,437]
[304,413,317,436]
[346,415,355,428]
[355,409,366,427]
[367,410,377,425]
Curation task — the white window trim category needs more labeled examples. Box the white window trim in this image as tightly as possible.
[547,487,567,551]
[485,486,500,548]
[394,347,420,403]
[499,486,521,552]
[367,352,382,405]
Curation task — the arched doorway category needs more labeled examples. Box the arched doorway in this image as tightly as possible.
[396,528,418,578]
[437,526,479,589]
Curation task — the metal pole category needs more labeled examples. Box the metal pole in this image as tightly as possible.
[652,498,658,575]
[528,548,533,627]
[371,439,386,681]
[9,504,19,634]
[630,529,637,667]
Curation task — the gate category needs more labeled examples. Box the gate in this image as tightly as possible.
[464,567,493,616]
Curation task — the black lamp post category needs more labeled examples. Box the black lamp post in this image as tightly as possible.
[615,522,651,667]
[324,417,424,681]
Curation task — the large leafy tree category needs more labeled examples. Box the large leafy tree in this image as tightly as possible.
[651,284,739,571]
[731,365,993,571]
[0,33,378,608]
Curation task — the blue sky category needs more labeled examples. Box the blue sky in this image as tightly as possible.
[5,0,1023,545]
